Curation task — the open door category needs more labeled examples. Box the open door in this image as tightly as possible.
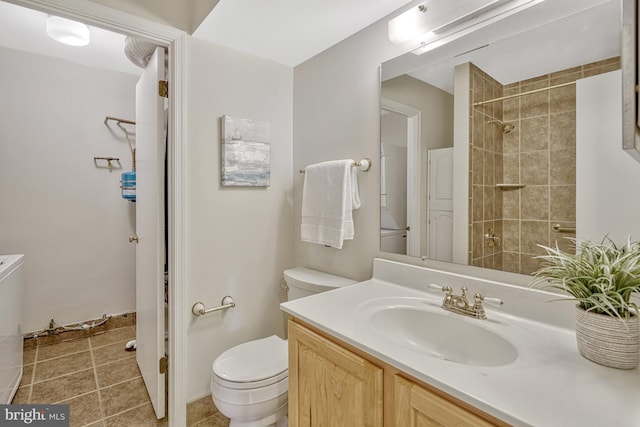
[135,47,166,419]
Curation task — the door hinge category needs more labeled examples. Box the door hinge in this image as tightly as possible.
[159,356,168,374]
[158,80,169,98]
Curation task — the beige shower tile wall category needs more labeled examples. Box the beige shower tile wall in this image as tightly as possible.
[470,57,620,274]
[469,64,504,270]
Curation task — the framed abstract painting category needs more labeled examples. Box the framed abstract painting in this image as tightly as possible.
[221,115,271,187]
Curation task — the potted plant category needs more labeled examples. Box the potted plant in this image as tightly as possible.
[532,236,640,369]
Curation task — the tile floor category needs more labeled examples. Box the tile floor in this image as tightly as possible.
[186,396,229,427]
[12,326,167,427]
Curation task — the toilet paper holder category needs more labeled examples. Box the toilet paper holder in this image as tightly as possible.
[192,296,236,316]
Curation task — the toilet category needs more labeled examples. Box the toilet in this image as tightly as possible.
[210,267,356,427]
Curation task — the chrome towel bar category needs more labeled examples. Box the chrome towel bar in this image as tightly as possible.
[192,296,236,316]
[299,158,371,174]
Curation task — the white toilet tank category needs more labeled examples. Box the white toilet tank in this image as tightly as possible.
[284,267,356,301]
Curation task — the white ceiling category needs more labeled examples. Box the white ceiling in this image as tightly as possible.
[407,0,620,94]
[0,0,413,72]
[192,0,413,66]
[0,1,143,75]
[0,0,622,87]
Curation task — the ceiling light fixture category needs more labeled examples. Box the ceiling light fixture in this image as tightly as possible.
[46,15,90,46]
[388,0,543,55]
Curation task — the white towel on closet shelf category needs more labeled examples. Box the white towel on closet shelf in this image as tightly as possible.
[301,159,361,249]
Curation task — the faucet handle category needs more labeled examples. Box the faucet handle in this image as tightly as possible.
[427,283,452,294]
[427,283,443,292]
[427,283,447,292]
[475,294,504,307]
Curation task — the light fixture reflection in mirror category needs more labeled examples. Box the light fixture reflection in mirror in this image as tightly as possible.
[387,0,545,55]
[380,0,631,277]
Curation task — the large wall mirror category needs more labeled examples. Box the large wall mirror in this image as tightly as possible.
[380,0,640,276]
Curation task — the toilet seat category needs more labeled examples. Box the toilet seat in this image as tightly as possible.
[212,335,288,390]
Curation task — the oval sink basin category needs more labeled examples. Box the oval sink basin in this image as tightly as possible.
[360,300,518,367]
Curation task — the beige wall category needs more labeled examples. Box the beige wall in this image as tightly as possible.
[382,75,454,153]
[89,0,219,33]
[184,36,293,401]
[0,46,138,332]
[382,74,454,256]
[292,15,406,280]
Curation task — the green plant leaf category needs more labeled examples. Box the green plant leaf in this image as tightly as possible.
[531,236,640,319]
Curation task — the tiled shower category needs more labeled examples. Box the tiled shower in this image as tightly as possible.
[469,57,621,275]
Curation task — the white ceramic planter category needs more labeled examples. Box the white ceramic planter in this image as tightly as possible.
[575,306,640,369]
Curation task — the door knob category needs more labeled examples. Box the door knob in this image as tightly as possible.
[129,235,139,243]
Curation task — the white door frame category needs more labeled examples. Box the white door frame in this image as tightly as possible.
[7,1,187,424]
[381,97,421,257]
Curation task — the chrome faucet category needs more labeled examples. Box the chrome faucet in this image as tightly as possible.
[428,284,503,320]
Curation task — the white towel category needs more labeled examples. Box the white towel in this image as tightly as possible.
[301,159,361,249]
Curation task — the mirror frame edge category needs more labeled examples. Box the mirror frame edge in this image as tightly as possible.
[621,0,639,158]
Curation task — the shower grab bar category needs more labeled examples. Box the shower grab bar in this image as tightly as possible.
[552,223,576,233]
[192,296,236,316]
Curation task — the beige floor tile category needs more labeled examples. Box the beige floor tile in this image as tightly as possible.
[212,413,230,427]
[23,348,36,365]
[61,391,103,427]
[38,338,90,361]
[38,330,90,346]
[100,377,151,417]
[104,403,165,427]
[18,328,169,427]
[187,396,217,426]
[108,313,135,329]
[90,327,135,348]
[11,386,30,404]
[95,356,140,388]
[193,413,230,427]
[34,351,93,383]
[31,369,96,404]
[21,364,34,386]
[23,338,38,349]
[92,342,135,365]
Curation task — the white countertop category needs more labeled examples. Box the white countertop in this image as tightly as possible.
[280,259,640,427]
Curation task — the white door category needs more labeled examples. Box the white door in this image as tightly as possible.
[135,47,166,419]
[427,148,454,261]
[428,148,454,211]
[428,210,453,262]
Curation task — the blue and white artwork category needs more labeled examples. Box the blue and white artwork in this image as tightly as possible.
[221,115,271,187]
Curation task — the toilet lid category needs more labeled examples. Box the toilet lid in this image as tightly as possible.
[213,335,288,384]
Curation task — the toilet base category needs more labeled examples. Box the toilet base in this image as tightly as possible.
[226,402,287,427]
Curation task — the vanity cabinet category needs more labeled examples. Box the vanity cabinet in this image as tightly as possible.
[288,320,384,426]
[395,375,496,426]
[288,319,506,427]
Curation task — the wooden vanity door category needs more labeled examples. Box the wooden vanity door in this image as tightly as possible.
[288,321,383,427]
[395,375,497,427]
